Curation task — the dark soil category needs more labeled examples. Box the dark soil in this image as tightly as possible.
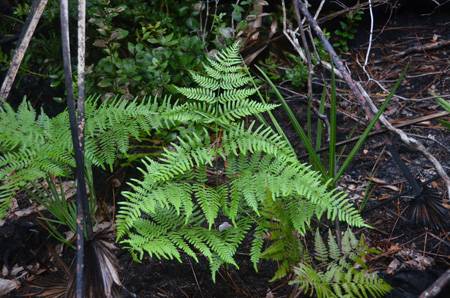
[2,2,450,298]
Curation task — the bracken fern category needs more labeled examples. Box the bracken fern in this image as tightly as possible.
[116,42,371,284]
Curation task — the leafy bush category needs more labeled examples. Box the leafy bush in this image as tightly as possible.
[87,0,207,97]
[332,10,364,53]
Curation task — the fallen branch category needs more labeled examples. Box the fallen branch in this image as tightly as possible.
[419,267,450,298]
[0,0,48,104]
[395,39,450,57]
[301,110,450,158]
[316,0,388,24]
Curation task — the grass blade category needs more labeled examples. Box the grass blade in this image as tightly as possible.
[332,64,409,185]
[256,65,328,179]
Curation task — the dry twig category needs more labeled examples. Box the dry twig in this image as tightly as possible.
[395,39,450,57]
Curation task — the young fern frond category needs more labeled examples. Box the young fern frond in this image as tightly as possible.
[250,224,268,271]
[293,229,392,298]
[295,262,392,298]
[328,229,341,260]
[314,229,329,262]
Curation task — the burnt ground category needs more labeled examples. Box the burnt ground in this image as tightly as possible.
[2,4,450,298]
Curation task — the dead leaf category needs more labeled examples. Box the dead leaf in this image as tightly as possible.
[0,278,19,295]
[11,264,24,276]
[389,244,400,251]
[93,40,107,47]
[266,288,274,298]
[370,177,387,184]
[109,31,120,41]
[380,185,400,192]
[387,259,400,274]
[2,264,9,276]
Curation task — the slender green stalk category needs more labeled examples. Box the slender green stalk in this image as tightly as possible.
[248,67,296,155]
[332,65,408,185]
[434,94,450,129]
[336,116,362,165]
[255,65,329,179]
[359,148,384,213]
[21,175,77,247]
[329,66,337,178]
[307,93,312,145]
[315,87,327,151]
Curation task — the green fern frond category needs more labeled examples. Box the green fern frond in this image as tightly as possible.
[0,95,166,218]
[183,227,213,261]
[273,261,294,281]
[189,72,220,91]
[217,99,270,122]
[328,229,341,260]
[192,182,221,229]
[84,95,166,170]
[259,238,286,261]
[162,101,215,123]
[118,196,254,279]
[162,99,277,126]
[202,64,225,80]
[295,263,334,298]
[342,228,359,254]
[221,122,296,161]
[209,255,224,283]
[294,262,392,298]
[212,42,242,68]
[125,233,182,261]
[314,228,328,262]
[250,225,267,271]
[286,199,318,234]
[216,88,258,103]
[219,72,253,90]
[175,87,217,103]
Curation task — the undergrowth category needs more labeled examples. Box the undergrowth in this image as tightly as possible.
[115,42,391,297]
[0,40,391,297]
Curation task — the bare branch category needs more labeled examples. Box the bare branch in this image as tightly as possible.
[0,0,48,104]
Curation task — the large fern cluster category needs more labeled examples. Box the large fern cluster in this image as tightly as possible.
[1,41,389,297]
[0,95,167,217]
[116,42,373,286]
